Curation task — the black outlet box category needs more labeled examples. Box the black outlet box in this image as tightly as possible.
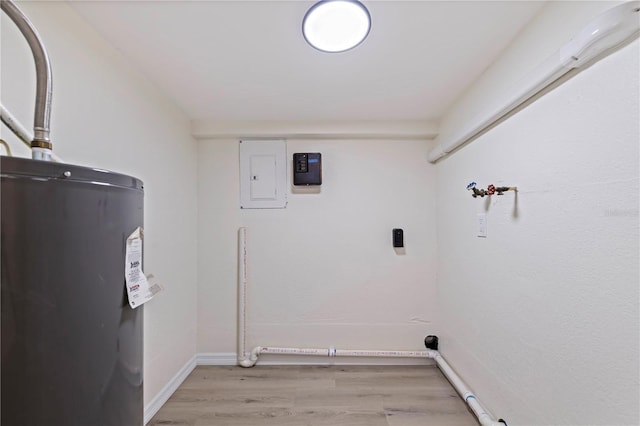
[393,228,404,248]
[293,153,322,185]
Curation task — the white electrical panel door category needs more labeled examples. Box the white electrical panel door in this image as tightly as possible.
[250,155,277,200]
[239,139,287,209]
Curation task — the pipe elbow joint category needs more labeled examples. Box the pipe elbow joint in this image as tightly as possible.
[425,349,439,359]
[237,346,261,368]
[237,347,262,368]
[250,346,262,361]
[238,359,255,368]
[478,414,506,426]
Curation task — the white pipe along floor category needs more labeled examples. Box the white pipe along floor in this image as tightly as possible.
[236,227,507,426]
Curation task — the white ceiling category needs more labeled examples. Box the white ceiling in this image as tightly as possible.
[68,1,545,123]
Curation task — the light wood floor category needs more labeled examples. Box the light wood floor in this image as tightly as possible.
[149,365,479,426]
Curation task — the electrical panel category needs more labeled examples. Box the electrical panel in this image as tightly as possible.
[293,153,322,186]
[239,139,287,209]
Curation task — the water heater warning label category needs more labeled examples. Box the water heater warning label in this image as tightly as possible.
[125,227,161,308]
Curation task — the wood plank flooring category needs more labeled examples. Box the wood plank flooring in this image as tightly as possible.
[149,365,479,426]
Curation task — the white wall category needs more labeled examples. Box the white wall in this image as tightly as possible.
[1,2,199,407]
[435,31,639,426]
[198,138,437,359]
[4,1,638,424]
[432,1,623,155]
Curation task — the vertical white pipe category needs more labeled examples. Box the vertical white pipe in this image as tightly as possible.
[237,227,254,367]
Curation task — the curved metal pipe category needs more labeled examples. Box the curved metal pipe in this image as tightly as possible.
[1,0,53,158]
[1,103,62,162]
[0,139,13,156]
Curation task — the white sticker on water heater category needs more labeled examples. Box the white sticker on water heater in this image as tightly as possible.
[125,227,157,308]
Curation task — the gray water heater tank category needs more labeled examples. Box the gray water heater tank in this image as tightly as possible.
[1,156,144,426]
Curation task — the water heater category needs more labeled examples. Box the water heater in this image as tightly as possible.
[1,157,144,426]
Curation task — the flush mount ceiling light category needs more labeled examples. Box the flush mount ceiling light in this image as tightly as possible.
[302,0,371,53]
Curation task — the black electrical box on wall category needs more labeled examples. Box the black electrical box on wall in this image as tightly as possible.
[393,228,404,248]
[293,153,322,185]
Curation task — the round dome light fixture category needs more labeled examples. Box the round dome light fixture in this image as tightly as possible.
[302,0,371,53]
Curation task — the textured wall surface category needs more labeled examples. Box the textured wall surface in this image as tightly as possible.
[3,2,638,423]
[435,37,639,425]
[197,138,438,358]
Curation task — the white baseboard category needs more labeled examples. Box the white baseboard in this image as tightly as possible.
[196,352,237,365]
[143,355,197,425]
